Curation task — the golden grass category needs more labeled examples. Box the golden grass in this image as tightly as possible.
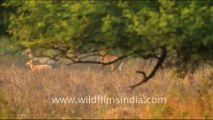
[0,58,212,119]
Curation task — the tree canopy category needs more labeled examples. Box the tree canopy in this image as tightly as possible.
[1,0,213,88]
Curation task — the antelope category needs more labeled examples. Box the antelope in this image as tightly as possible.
[26,60,53,71]
[99,50,123,71]
[22,48,59,67]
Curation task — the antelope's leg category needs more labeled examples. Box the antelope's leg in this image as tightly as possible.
[118,62,123,71]
[110,64,115,72]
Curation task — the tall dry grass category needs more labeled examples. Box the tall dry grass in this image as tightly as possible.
[0,57,212,119]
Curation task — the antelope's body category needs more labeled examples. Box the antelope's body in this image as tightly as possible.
[22,48,59,67]
[99,50,123,71]
[26,60,53,71]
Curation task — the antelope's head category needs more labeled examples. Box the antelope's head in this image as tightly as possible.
[99,50,107,56]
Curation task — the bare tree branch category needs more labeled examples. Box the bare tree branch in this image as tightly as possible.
[67,55,126,66]
[49,45,127,66]
[133,49,160,59]
[77,53,99,60]
[130,46,167,89]
[136,70,147,78]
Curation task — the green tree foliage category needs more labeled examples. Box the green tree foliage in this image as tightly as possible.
[0,0,19,55]
[0,0,10,36]
[2,0,213,88]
